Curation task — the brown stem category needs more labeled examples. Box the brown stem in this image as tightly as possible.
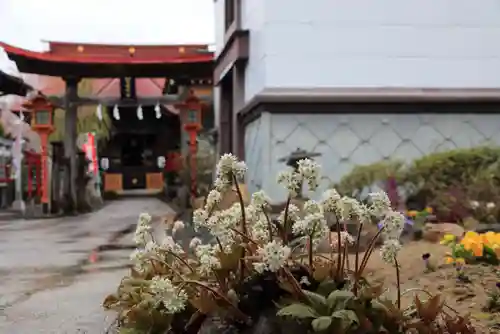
[153,258,184,279]
[353,223,364,296]
[358,226,385,276]
[335,219,342,281]
[308,236,313,268]
[282,267,308,300]
[395,256,401,310]
[262,207,274,242]
[232,173,247,282]
[282,195,292,244]
[228,227,258,245]
[340,244,348,278]
[166,251,195,273]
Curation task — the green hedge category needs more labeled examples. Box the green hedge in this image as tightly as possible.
[335,146,500,222]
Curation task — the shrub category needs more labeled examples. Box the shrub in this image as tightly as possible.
[336,147,500,223]
[103,154,476,334]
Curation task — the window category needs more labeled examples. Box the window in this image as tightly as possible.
[224,0,235,31]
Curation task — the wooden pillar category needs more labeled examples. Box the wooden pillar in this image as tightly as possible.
[51,142,63,214]
[63,77,79,214]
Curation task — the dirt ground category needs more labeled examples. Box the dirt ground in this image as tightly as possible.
[350,241,500,333]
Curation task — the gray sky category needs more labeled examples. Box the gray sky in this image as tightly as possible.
[0,0,215,51]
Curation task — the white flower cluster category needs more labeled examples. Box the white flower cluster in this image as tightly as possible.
[214,153,247,193]
[277,158,321,197]
[368,191,405,264]
[253,240,291,273]
[149,276,188,313]
[130,212,185,273]
[292,200,329,249]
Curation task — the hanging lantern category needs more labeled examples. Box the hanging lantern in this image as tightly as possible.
[96,104,103,121]
[137,104,143,120]
[154,102,161,119]
[113,104,120,120]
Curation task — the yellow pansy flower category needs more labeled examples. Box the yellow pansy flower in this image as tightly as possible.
[425,207,433,214]
[440,233,456,245]
[445,256,455,264]
[455,258,466,265]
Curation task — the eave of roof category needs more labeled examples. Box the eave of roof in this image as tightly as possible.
[0,42,214,65]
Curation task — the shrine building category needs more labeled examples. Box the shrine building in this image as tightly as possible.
[1,41,214,195]
[213,0,500,201]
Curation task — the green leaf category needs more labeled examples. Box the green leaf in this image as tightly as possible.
[277,303,320,319]
[303,290,327,311]
[316,280,337,296]
[311,316,333,332]
[331,309,359,330]
[327,290,355,312]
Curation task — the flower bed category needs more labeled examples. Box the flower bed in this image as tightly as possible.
[103,154,478,333]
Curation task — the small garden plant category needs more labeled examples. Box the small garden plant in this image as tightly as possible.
[103,154,477,334]
[441,231,500,265]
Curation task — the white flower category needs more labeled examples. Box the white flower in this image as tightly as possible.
[253,240,291,273]
[195,244,221,275]
[150,276,188,313]
[145,241,160,254]
[292,212,329,248]
[380,239,402,264]
[487,202,496,210]
[277,204,301,226]
[172,220,185,235]
[297,158,321,191]
[193,208,209,230]
[130,249,148,272]
[303,200,323,215]
[470,200,480,209]
[189,237,202,249]
[337,196,363,221]
[322,189,341,212]
[216,154,247,182]
[205,189,222,211]
[380,210,405,239]
[134,213,153,246]
[251,190,271,208]
[138,213,152,225]
[160,236,184,254]
[277,170,302,197]
[369,191,392,217]
[330,231,355,249]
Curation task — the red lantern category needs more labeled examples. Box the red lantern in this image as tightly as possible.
[22,93,55,213]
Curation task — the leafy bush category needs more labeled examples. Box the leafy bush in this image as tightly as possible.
[104,154,477,334]
[336,147,500,223]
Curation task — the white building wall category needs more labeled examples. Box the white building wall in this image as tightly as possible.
[239,0,500,101]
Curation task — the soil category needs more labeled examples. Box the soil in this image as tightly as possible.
[352,241,500,333]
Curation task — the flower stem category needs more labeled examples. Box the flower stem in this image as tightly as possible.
[394,256,401,310]
[232,173,247,282]
[262,207,274,242]
[353,223,364,296]
[358,226,385,277]
[335,219,342,281]
[283,195,292,244]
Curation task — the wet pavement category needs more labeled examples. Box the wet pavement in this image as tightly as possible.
[0,198,174,334]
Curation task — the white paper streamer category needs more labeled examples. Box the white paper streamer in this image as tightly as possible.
[113,104,120,120]
[96,104,103,121]
[154,102,161,119]
[137,105,143,120]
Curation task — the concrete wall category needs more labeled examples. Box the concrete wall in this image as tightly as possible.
[245,111,500,202]
[237,0,500,101]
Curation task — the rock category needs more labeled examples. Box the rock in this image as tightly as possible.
[422,223,465,243]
